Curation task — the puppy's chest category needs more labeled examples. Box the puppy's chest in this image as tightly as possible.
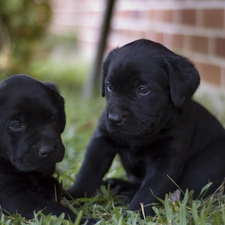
[27,173,61,200]
[118,142,164,178]
[118,146,148,178]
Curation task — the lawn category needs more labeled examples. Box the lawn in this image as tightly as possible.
[1,57,225,225]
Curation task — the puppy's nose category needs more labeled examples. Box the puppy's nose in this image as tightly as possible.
[38,146,56,157]
[108,113,124,125]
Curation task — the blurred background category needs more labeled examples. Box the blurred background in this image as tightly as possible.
[0,0,225,98]
[0,2,225,222]
[1,0,225,209]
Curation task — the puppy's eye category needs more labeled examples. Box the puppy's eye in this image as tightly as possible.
[136,86,151,96]
[106,83,113,92]
[50,115,58,123]
[10,121,24,131]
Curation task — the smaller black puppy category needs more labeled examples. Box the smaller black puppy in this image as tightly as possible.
[0,75,95,224]
[68,39,225,217]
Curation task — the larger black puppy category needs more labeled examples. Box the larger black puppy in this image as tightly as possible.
[0,75,95,224]
[69,39,225,216]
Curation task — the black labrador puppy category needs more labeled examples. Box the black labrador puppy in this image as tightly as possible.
[68,39,225,216]
[0,75,96,224]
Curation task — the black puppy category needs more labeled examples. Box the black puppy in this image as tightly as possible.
[0,75,95,224]
[68,39,225,216]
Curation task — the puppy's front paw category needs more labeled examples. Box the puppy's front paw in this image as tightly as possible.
[104,178,128,194]
[104,178,140,195]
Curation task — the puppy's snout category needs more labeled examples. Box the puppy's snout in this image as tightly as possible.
[38,145,56,158]
[108,105,127,125]
[108,113,124,124]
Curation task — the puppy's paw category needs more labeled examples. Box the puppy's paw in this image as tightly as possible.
[104,178,140,197]
[104,178,128,194]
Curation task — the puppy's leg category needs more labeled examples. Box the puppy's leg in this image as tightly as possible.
[104,178,141,203]
[33,177,62,201]
[68,129,117,198]
[127,157,184,217]
[105,178,141,194]
[178,137,225,198]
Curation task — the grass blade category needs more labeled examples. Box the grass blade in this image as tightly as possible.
[179,204,186,224]
[192,201,199,225]
[165,194,173,224]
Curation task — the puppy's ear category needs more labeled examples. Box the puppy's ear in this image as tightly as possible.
[44,82,59,93]
[102,48,119,97]
[44,82,66,133]
[165,56,200,108]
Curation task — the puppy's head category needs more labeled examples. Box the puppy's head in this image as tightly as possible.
[0,74,66,173]
[102,39,200,137]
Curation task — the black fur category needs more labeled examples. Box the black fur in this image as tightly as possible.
[0,74,96,224]
[69,39,225,216]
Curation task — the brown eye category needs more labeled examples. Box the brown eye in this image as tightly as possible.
[107,83,113,92]
[136,86,151,96]
[10,121,25,131]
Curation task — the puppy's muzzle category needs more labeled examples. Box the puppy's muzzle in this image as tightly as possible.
[108,106,126,125]
[32,140,57,158]
[38,145,56,158]
[108,113,124,125]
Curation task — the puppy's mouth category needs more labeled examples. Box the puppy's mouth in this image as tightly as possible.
[11,148,65,173]
[106,117,157,138]
[11,160,54,173]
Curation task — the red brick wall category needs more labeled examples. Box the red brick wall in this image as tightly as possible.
[50,0,103,54]
[50,0,225,91]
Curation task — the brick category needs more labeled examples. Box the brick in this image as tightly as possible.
[178,9,197,26]
[213,37,225,58]
[145,31,155,40]
[201,9,224,29]
[130,10,143,19]
[161,33,183,52]
[130,30,147,40]
[196,62,221,86]
[152,10,174,23]
[116,10,144,20]
[170,34,184,51]
[115,10,131,18]
[221,68,225,89]
[193,61,202,77]
[189,35,209,54]
[154,32,164,44]
[147,10,154,21]
[146,32,164,44]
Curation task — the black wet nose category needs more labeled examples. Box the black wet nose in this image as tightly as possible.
[108,113,124,125]
[38,146,56,157]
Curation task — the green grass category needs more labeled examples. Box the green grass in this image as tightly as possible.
[1,58,225,224]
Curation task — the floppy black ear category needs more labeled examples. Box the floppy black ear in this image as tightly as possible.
[44,82,60,93]
[165,56,200,108]
[44,82,66,133]
[102,55,110,97]
[102,48,119,97]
